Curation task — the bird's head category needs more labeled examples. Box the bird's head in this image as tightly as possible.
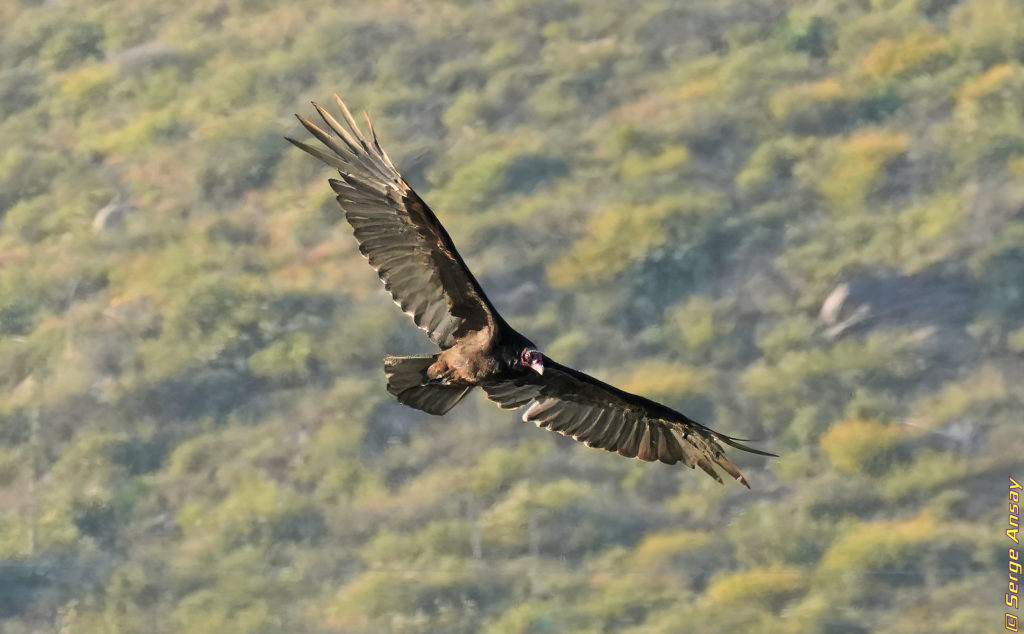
[520,348,544,375]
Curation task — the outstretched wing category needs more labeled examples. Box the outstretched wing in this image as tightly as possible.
[288,96,496,349]
[484,357,775,487]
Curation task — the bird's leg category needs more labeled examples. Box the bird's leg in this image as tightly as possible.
[425,358,456,386]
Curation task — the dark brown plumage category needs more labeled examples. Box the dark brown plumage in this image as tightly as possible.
[288,96,775,487]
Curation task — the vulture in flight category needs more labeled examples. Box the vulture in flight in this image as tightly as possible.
[288,96,775,487]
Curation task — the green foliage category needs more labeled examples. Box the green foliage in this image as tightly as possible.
[949,0,1024,64]
[0,0,1016,631]
[736,136,816,194]
[631,530,712,569]
[860,28,950,79]
[880,451,969,503]
[432,146,568,217]
[248,332,314,382]
[910,364,1007,426]
[664,295,723,354]
[816,128,910,211]
[327,558,510,633]
[818,513,935,575]
[819,418,907,475]
[615,360,714,402]
[547,193,723,287]
[466,442,547,497]
[705,565,809,608]
[484,599,578,634]
[741,332,919,435]
[481,480,595,548]
[86,107,185,156]
[619,144,691,180]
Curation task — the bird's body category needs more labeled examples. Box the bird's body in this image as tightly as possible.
[289,96,775,487]
[430,326,505,384]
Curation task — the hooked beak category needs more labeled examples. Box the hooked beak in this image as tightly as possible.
[529,358,544,375]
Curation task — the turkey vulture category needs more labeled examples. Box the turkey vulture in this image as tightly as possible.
[287,96,775,487]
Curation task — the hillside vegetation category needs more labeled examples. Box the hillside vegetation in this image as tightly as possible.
[1,0,1022,632]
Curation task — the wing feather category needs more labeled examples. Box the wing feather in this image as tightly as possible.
[288,97,498,349]
[635,424,655,461]
[613,419,640,457]
[484,357,775,487]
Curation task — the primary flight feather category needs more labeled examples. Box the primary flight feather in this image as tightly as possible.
[288,96,775,487]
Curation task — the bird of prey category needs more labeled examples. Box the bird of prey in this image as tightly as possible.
[287,96,774,487]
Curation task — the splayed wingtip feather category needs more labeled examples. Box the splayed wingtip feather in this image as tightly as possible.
[713,433,778,457]
[333,94,370,150]
[285,136,348,171]
[311,101,362,156]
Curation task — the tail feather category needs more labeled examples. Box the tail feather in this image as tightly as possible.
[384,355,472,416]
